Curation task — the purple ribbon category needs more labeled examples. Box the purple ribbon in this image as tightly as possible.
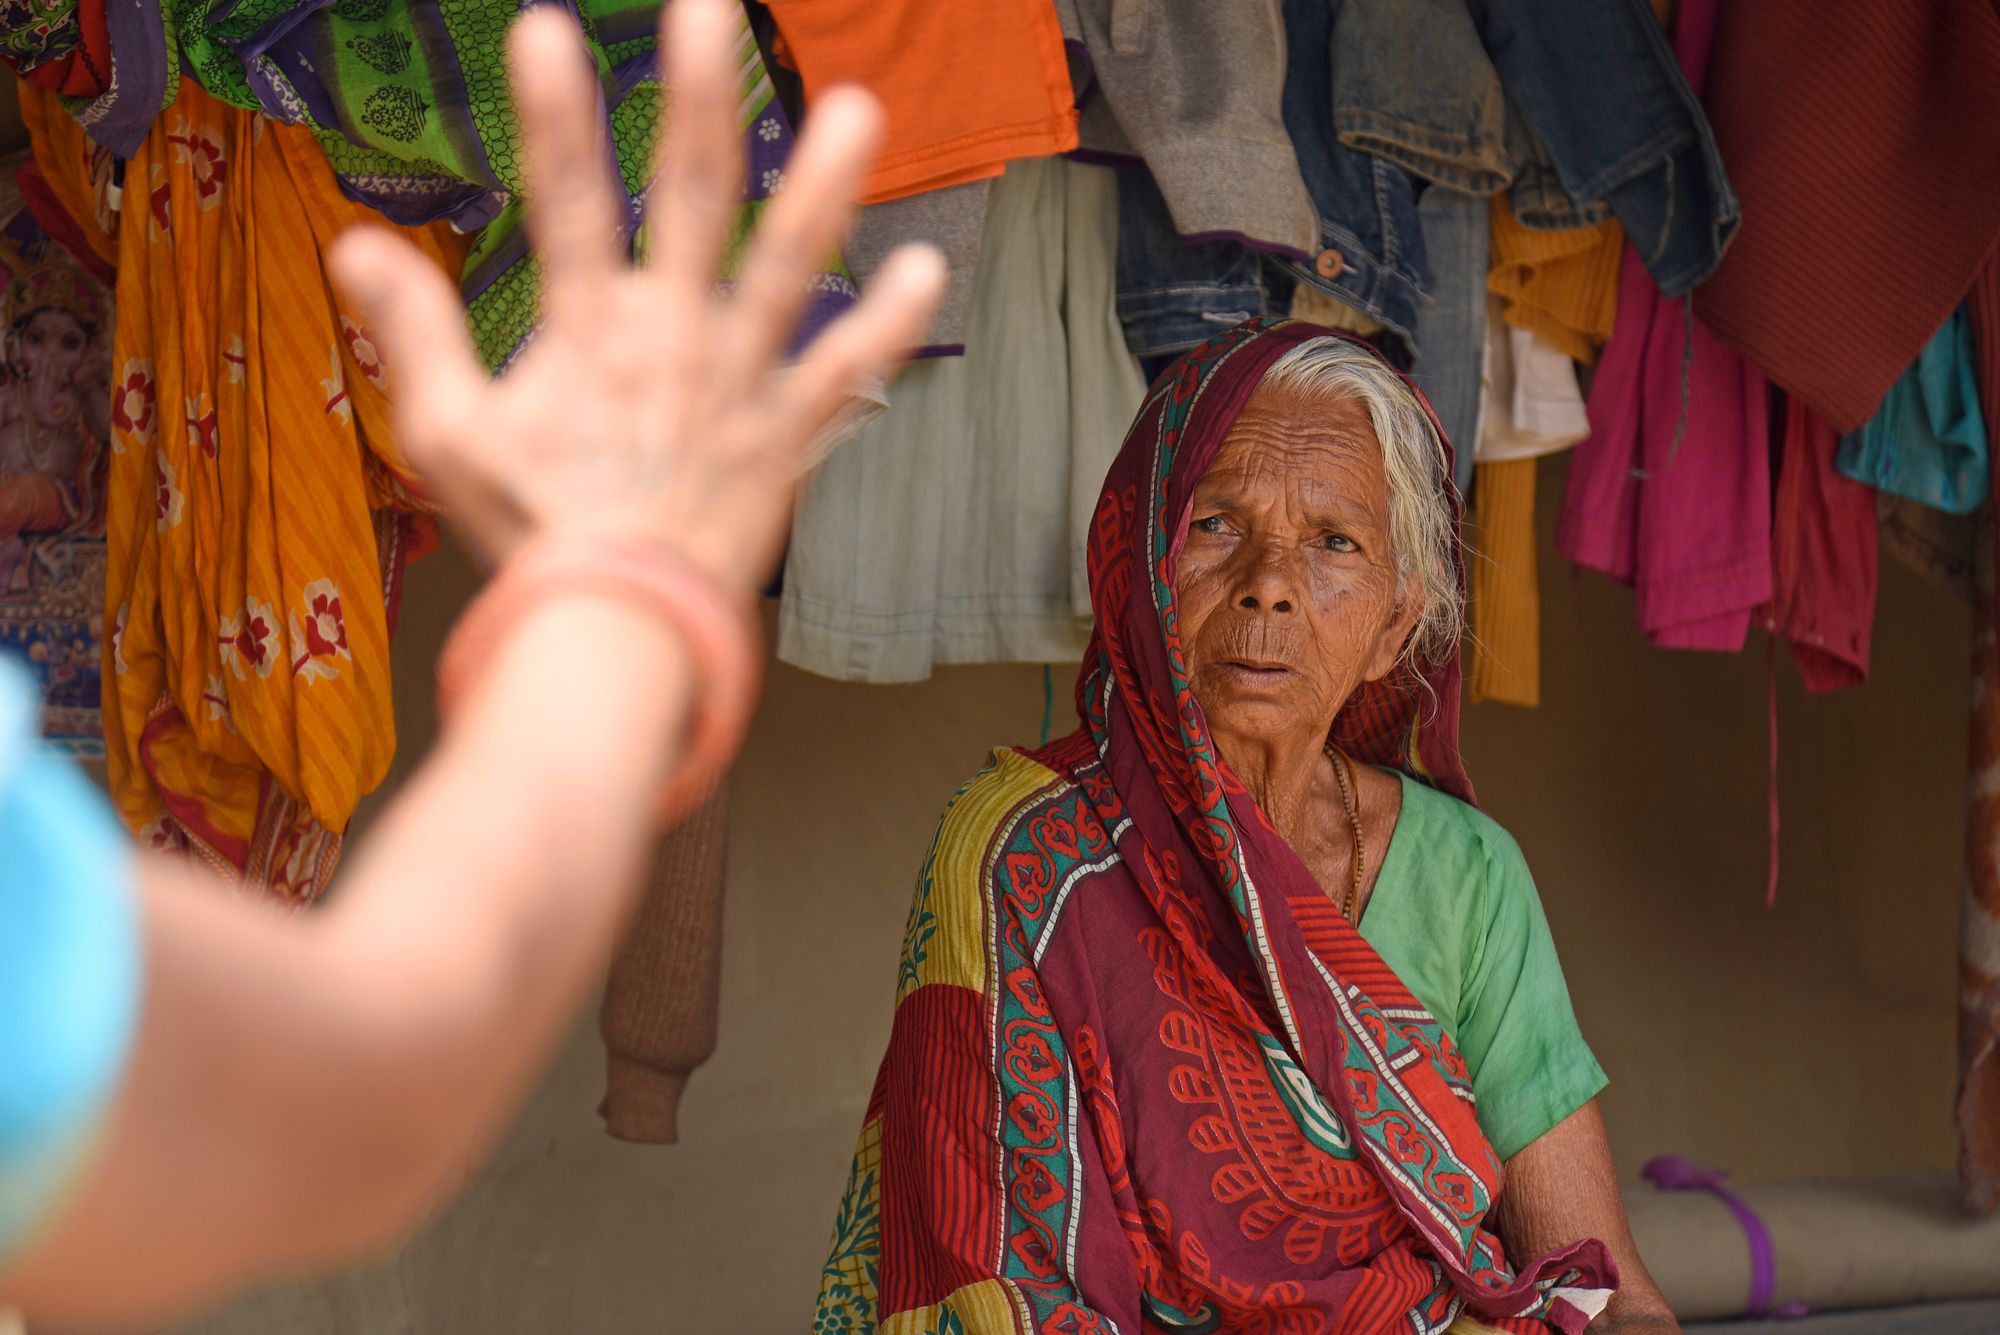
[1642,1155,1811,1319]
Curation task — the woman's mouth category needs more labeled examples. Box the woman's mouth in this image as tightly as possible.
[1218,658,1297,682]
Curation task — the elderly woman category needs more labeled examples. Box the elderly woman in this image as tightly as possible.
[815,320,1678,1334]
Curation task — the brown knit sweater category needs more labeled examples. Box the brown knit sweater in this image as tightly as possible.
[597,777,731,1144]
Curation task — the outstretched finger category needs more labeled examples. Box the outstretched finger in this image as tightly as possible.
[771,243,945,464]
[327,226,487,467]
[716,85,883,386]
[510,8,626,322]
[645,0,745,306]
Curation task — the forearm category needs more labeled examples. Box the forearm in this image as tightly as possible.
[1497,1189,1678,1330]
[4,594,704,1324]
[310,590,699,1150]
[1495,1102,1682,1333]
[328,590,694,1034]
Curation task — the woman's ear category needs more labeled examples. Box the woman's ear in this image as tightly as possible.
[1361,587,1425,683]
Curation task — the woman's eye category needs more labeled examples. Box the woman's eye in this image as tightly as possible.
[1192,515,1225,535]
[1321,533,1355,553]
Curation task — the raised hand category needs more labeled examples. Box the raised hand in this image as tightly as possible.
[329,0,944,600]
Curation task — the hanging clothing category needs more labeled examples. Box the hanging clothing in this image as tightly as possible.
[1277,0,1430,345]
[1478,303,1590,465]
[1558,267,1770,651]
[1556,0,1769,654]
[763,0,1075,204]
[0,157,116,754]
[1410,186,1491,502]
[26,80,464,904]
[1114,162,1293,362]
[846,183,990,356]
[1057,0,1317,255]
[1478,0,1669,373]
[1761,397,1877,694]
[1878,495,1976,599]
[1835,307,1990,517]
[812,318,1614,1335]
[778,158,1144,683]
[1327,0,1509,197]
[1693,1,2000,432]
[1958,259,2000,1216]
[1466,309,1588,709]
[0,0,170,156]
[1466,0,1735,299]
[1468,458,1541,708]
[598,778,730,1145]
[149,0,858,374]
[1486,192,1622,367]
[0,0,110,98]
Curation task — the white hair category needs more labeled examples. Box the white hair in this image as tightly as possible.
[1258,336,1463,668]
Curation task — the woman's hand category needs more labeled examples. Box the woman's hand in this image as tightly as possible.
[1495,1101,1685,1334]
[329,0,944,601]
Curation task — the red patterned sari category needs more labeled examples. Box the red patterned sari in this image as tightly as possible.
[814,319,1615,1335]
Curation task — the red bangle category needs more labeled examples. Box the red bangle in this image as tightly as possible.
[436,535,762,826]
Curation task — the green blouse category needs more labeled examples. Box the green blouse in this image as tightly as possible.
[1356,772,1607,1160]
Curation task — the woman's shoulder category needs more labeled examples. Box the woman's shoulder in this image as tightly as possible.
[929,746,1074,861]
[1393,774,1530,876]
[894,746,1074,1000]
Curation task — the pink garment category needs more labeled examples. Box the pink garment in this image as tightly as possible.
[1759,396,1877,692]
[1554,0,1773,651]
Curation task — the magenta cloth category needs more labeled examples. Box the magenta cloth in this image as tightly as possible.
[1641,1155,1810,1319]
[1759,396,1878,693]
[1555,0,1772,652]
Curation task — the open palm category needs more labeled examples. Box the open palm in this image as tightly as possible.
[329,0,943,602]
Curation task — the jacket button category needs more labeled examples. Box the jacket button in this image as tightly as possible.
[1314,248,1345,279]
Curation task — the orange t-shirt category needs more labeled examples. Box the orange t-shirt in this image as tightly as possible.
[766,0,1078,204]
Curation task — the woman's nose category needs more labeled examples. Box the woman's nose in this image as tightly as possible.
[1233,544,1297,614]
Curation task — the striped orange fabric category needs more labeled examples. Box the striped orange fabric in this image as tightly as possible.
[1486,196,1621,367]
[26,80,464,903]
[1466,458,1540,708]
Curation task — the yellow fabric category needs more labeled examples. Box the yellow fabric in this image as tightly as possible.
[1290,282,1386,338]
[1486,192,1622,366]
[1445,1317,1514,1335]
[880,1280,1031,1335]
[1467,458,1540,708]
[25,81,463,902]
[897,748,1063,1001]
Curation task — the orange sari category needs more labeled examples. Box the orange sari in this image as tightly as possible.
[25,81,465,903]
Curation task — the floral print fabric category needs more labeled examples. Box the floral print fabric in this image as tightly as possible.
[25,78,465,903]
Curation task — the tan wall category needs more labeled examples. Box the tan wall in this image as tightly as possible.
[177,457,1970,1333]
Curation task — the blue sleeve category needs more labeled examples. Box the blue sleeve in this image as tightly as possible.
[0,658,141,1264]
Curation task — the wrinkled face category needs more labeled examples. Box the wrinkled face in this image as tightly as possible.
[1174,380,1421,753]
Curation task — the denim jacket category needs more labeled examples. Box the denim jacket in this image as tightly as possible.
[1332,0,1741,298]
[1115,168,1294,359]
[1331,0,1511,196]
[1115,0,1737,358]
[1469,0,1738,295]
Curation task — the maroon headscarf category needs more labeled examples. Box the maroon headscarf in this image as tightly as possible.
[1074,317,1474,808]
